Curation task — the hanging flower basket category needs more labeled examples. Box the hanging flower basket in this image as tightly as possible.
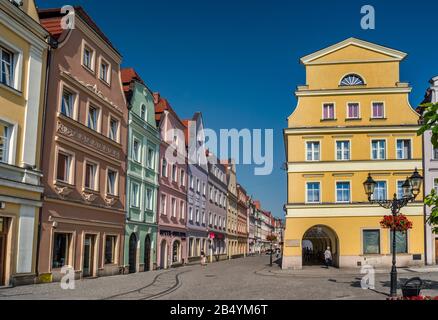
[380,214,413,232]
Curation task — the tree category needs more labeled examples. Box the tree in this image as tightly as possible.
[418,102,438,233]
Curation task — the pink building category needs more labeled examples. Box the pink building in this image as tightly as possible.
[154,93,188,268]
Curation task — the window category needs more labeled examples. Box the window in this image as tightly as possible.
[189,207,193,221]
[322,103,335,120]
[363,230,380,254]
[218,217,222,229]
[161,159,167,177]
[87,105,99,131]
[336,141,350,161]
[434,178,438,194]
[396,140,412,160]
[141,104,147,120]
[373,181,387,201]
[107,169,118,195]
[0,123,11,164]
[0,47,13,87]
[336,182,351,203]
[306,182,320,203]
[390,231,408,254]
[180,201,185,220]
[180,170,185,186]
[190,175,194,189]
[57,152,72,183]
[109,118,119,142]
[99,60,110,83]
[203,183,206,196]
[214,214,217,227]
[172,164,177,182]
[147,148,154,169]
[372,102,384,119]
[306,141,320,161]
[84,162,97,190]
[132,139,141,162]
[371,140,386,160]
[433,148,438,160]
[131,183,140,207]
[197,179,200,193]
[347,103,360,119]
[83,46,94,70]
[61,89,74,118]
[172,198,177,217]
[160,194,167,215]
[209,212,212,225]
[104,236,117,264]
[397,181,405,199]
[52,233,70,269]
[196,209,200,223]
[202,211,206,225]
[340,74,364,86]
[146,189,153,210]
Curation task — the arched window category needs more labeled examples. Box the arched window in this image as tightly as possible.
[140,104,147,120]
[340,74,365,86]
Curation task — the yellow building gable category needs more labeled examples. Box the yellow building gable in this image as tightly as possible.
[283,38,424,270]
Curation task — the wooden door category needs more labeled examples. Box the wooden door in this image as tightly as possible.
[83,235,95,277]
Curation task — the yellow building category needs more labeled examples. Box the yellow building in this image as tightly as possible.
[0,0,48,286]
[283,38,424,269]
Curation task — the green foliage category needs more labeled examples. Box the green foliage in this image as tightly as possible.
[424,189,438,234]
[418,102,438,234]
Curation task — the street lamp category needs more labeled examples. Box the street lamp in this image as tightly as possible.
[363,169,423,297]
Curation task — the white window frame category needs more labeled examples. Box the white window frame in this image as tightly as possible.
[335,180,351,203]
[131,182,140,208]
[86,102,101,133]
[172,197,177,218]
[372,180,388,201]
[160,193,167,216]
[0,118,17,165]
[147,147,155,169]
[146,188,153,211]
[346,102,361,119]
[306,141,321,162]
[370,139,387,160]
[0,36,23,92]
[83,158,99,191]
[54,146,75,185]
[305,181,321,204]
[335,140,351,161]
[81,40,96,73]
[396,138,413,160]
[98,56,111,85]
[371,101,385,119]
[106,167,119,196]
[59,82,79,120]
[108,114,120,143]
[321,102,336,120]
[132,138,141,163]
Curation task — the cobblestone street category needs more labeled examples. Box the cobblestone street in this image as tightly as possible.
[1,256,438,300]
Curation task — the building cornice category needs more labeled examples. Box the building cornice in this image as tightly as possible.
[284,125,420,135]
[295,86,412,97]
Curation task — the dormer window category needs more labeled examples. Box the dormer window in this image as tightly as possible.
[340,74,365,86]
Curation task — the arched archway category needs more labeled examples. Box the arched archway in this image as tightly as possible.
[128,233,137,273]
[302,225,339,267]
[144,235,151,272]
[160,240,168,269]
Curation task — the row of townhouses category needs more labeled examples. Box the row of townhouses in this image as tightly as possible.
[0,1,283,287]
[283,37,438,270]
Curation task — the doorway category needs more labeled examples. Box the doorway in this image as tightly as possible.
[0,217,8,286]
[144,235,151,272]
[83,234,96,278]
[160,240,167,269]
[302,225,339,267]
[128,233,137,273]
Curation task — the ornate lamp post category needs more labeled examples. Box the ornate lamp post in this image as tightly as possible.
[363,169,423,297]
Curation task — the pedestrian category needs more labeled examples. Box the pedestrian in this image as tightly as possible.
[324,246,332,268]
[200,250,207,266]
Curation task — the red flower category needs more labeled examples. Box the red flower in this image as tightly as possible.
[380,214,413,232]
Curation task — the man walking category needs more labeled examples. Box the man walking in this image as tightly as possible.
[324,246,332,269]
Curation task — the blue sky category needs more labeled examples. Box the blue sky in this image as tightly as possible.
[36,0,438,218]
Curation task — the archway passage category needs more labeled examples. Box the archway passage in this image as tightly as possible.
[302,225,339,267]
[128,233,137,273]
[144,235,151,272]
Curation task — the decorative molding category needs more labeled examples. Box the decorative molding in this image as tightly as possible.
[81,191,98,203]
[54,185,73,199]
[104,195,118,207]
[57,121,121,160]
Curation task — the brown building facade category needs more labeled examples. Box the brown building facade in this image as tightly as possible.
[237,184,249,256]
[37,7,127,281]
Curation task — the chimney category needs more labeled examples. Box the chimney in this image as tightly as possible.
[153,92,160,104]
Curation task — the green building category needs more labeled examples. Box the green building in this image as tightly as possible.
[121,68,160,272]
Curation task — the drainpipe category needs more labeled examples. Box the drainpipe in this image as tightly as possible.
[35,36,58,281]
